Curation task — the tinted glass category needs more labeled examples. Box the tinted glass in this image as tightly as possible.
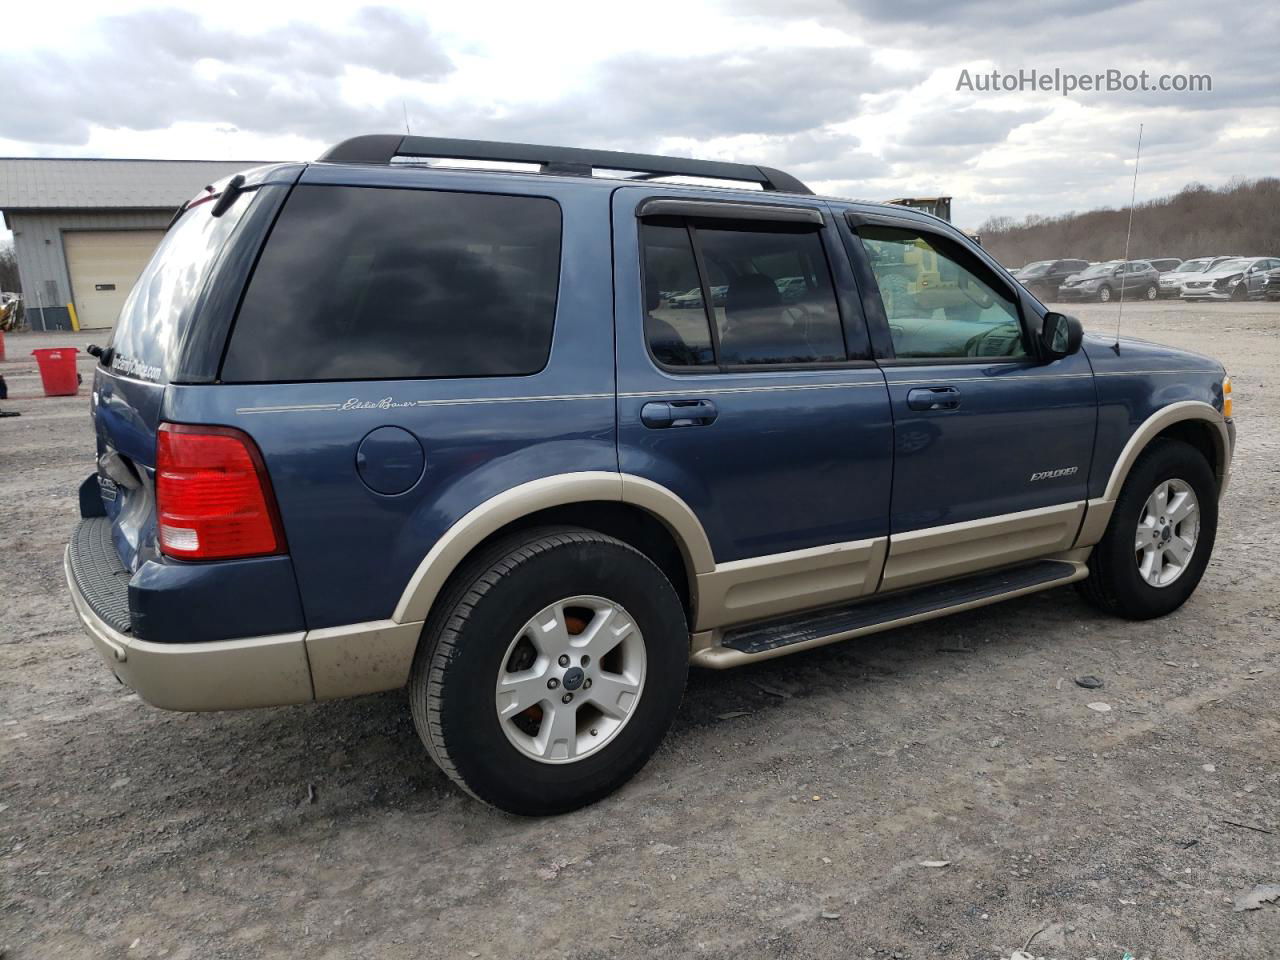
[108,189,254,383]
[641,223,715,367]
[223,186,561,382]
[695,225,845,365]
[858,226,1025,359]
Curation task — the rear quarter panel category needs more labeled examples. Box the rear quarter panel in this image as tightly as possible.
[169,167,618,630]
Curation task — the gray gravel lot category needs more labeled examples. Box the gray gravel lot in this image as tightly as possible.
[2,301,1278,960]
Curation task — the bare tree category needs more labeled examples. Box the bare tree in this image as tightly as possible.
[980,177,1280,266]
[0,243,20,294]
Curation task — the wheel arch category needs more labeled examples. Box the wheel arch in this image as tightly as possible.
[391,472,714,627]
[1102,401,1231,503]
[1077,401,1229,549]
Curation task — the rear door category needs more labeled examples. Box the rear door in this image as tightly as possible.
[612,189,893,626]
[836,208,1096,591]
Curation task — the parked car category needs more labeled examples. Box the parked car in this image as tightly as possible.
[1057,260,1161,303]
[668,284,727,309]
[65,136,1235,815]
[1181,257,1280,301]
[775,275,809,303]
[1142,258,1183,274]
[1263,267,1280,301]
[1157,256,1240,298]
[1011,258,1090,301]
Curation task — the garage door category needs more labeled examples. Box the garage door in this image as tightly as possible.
[65,230,165,329]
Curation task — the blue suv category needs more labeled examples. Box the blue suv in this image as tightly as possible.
[66,136,1235,814]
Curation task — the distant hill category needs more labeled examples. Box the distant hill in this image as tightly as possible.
[978,177,1280,268]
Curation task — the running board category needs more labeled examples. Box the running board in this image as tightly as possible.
[691,559,1087,669]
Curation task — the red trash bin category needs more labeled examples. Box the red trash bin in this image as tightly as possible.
[32,347,80,396]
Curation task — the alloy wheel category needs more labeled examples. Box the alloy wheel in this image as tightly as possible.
[1134,478,1200,587]
[495,596,647,763]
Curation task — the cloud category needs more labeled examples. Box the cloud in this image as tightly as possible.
[426,46,925,151]
[0,7,453,145]
[0,0,1276,225]
[894,106,1048,150]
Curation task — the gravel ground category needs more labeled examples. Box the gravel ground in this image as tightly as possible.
[2,301,1278,960]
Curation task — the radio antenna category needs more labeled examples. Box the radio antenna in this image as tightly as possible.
[402,100,412,136]
[1112,122,1144,355]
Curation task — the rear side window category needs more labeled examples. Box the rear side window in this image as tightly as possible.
[642,223,714,368]
[641,217,846,369]
[222,186,561,382]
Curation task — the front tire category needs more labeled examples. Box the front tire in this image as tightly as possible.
[1098,285,1113,303]
[1144,284,1158,300]
[1077,438,1218,620]
[1231,282,1249,302]
[409,527,689,815]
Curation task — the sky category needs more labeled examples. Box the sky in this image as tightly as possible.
[1,0,1276,237]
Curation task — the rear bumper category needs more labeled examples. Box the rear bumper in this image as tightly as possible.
[65,546,314,711]
[65,516,424,711]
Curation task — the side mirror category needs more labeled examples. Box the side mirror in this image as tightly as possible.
[1039,311,1083,360]
[1112,266,1124,276]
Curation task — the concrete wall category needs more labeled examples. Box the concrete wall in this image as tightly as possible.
[8,208,173,329]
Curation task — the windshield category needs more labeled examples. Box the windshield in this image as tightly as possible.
[1211,258,1249,274]
[107,188,254,383]
[1018,260,1053,277]
[1079,262,1118,278]
[1176,258,1211,273]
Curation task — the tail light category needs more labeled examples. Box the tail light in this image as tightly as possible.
[156,423,286,560]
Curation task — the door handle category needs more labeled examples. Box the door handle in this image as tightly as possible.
[906,386,961,411]
[641,399,718,428]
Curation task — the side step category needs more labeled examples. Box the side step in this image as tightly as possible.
[693,559,1087,668]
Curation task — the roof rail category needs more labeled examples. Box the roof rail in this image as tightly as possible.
[317,135,813,195]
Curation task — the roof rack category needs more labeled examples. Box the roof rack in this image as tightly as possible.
[317,135,813,195]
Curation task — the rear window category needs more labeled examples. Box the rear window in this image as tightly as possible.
[221,186,561,382]
[108,189,254,383]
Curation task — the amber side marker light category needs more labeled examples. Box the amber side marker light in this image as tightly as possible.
[1222,376,1233,418]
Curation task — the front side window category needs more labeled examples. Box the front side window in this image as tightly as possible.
[641,217,847,369]
[858,225,1025,360]
[222,186,561,382]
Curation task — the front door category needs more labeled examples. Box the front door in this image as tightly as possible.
[838,210,1097,591]
[611,188,894,625]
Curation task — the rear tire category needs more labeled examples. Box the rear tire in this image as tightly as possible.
[409,526,689,815]
[1077,438,1218,620]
